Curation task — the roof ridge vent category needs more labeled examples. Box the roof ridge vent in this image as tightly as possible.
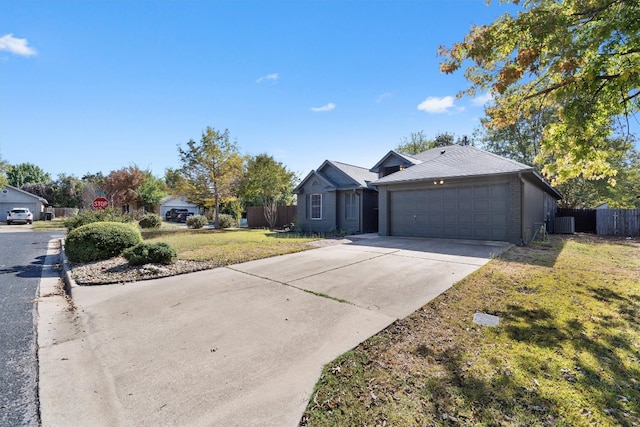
[440,150,446,155]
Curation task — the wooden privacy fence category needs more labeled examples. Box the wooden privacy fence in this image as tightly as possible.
[246,205,297,229]
[556,208,597,233]
[51,207,79,218]
[596,209,640,237]
[556,208,639,236]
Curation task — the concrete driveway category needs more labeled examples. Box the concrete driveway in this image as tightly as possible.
[38,236,511,427]
[0,223,33,232]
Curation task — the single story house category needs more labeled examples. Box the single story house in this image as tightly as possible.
[294,160,379,234]
[158,196,201,218]
[1,185,49,222]
[295,145,562,244]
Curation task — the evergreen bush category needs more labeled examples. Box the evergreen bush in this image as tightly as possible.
[217,213,236,228]
[123,242,177,266]
[65,222,142,263]
[186,215,209,229]
[138,213,162,229]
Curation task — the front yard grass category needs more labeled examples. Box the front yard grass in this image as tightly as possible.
[143,228,319,265]
[32,218,67,231]
[301,235,640,426]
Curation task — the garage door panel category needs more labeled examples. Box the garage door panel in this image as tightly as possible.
[474,200,490,211]
[473,186,490,197]
[443,200,457,211]
[474,213,490,225]
[389,183,510,241]
[492,199,507,210]
[492,214,508,225]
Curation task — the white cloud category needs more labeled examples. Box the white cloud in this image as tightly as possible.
[375,92,392,103]
[0,34,37,56]
[310,102,336,112]
[471,93,494,106]
[256,73,278,83]
[417,96,455,114]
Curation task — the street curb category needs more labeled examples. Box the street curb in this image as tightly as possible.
[58,238,76,298]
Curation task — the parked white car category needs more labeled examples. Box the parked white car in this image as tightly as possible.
[6,207,33,225]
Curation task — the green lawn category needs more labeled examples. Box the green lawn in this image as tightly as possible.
[142,228,319,265]
[32,218,67,231]
[301,235,640,426]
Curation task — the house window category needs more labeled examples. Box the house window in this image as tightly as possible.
[345,193,357,220]
[311,194,322,219]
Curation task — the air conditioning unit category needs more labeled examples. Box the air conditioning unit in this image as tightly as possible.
[554,216,575,234]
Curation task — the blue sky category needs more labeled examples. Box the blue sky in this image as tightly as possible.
[1,1,516,180]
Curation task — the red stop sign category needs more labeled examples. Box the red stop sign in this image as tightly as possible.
[93,197,109,210]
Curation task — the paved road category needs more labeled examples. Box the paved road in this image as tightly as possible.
[0,229,64,426]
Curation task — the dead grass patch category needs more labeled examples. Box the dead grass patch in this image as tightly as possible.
[301,234,640,426]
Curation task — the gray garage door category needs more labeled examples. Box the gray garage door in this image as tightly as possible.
[389,184,509,240]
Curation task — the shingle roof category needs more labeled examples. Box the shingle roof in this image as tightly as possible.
[293,160,378,193]
[374,145,534,184]
[369,150,421,173]
[328,161,379,188]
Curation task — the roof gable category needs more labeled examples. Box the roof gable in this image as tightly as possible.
[370,150,420,173]
[2,185,49,204]
[295,160,377,193]
[374,145,534,184]
[323,161,378,188]
[293,169,337,194]
[160,195,198,207]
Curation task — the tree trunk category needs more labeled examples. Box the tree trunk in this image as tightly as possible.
[214,192,220,228]
[263,197,278,230]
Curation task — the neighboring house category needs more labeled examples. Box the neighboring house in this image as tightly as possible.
[158,196,201,218]
[0,185,49,222]
[294,160,379,234]
[296,145,562,244]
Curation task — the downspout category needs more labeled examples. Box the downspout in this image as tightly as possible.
[519,173,525,246]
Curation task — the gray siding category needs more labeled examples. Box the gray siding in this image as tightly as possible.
[0,187,46,222]
[521,178,545,242]
[296,190,337,233]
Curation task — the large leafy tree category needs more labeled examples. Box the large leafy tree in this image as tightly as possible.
[476,102,555,166]
[396,131,471,155]
[396,131,434,155]
[164,168,188,193]
[53,174,85,208]
[239,154,297,229]
[178,127,244,228]
[7,162,51,187]
[0,156,8,188]
[137,172,167,212]
[439,0,640,183]
[477,102,640,207]
[104,165,146,211]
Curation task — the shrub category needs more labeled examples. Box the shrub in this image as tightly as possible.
[186,215,209,229]
[217,213,236,229]
[65,222,142,263]
[123,242,177,266]
[64,208,133,231]
[138,213,162,229]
